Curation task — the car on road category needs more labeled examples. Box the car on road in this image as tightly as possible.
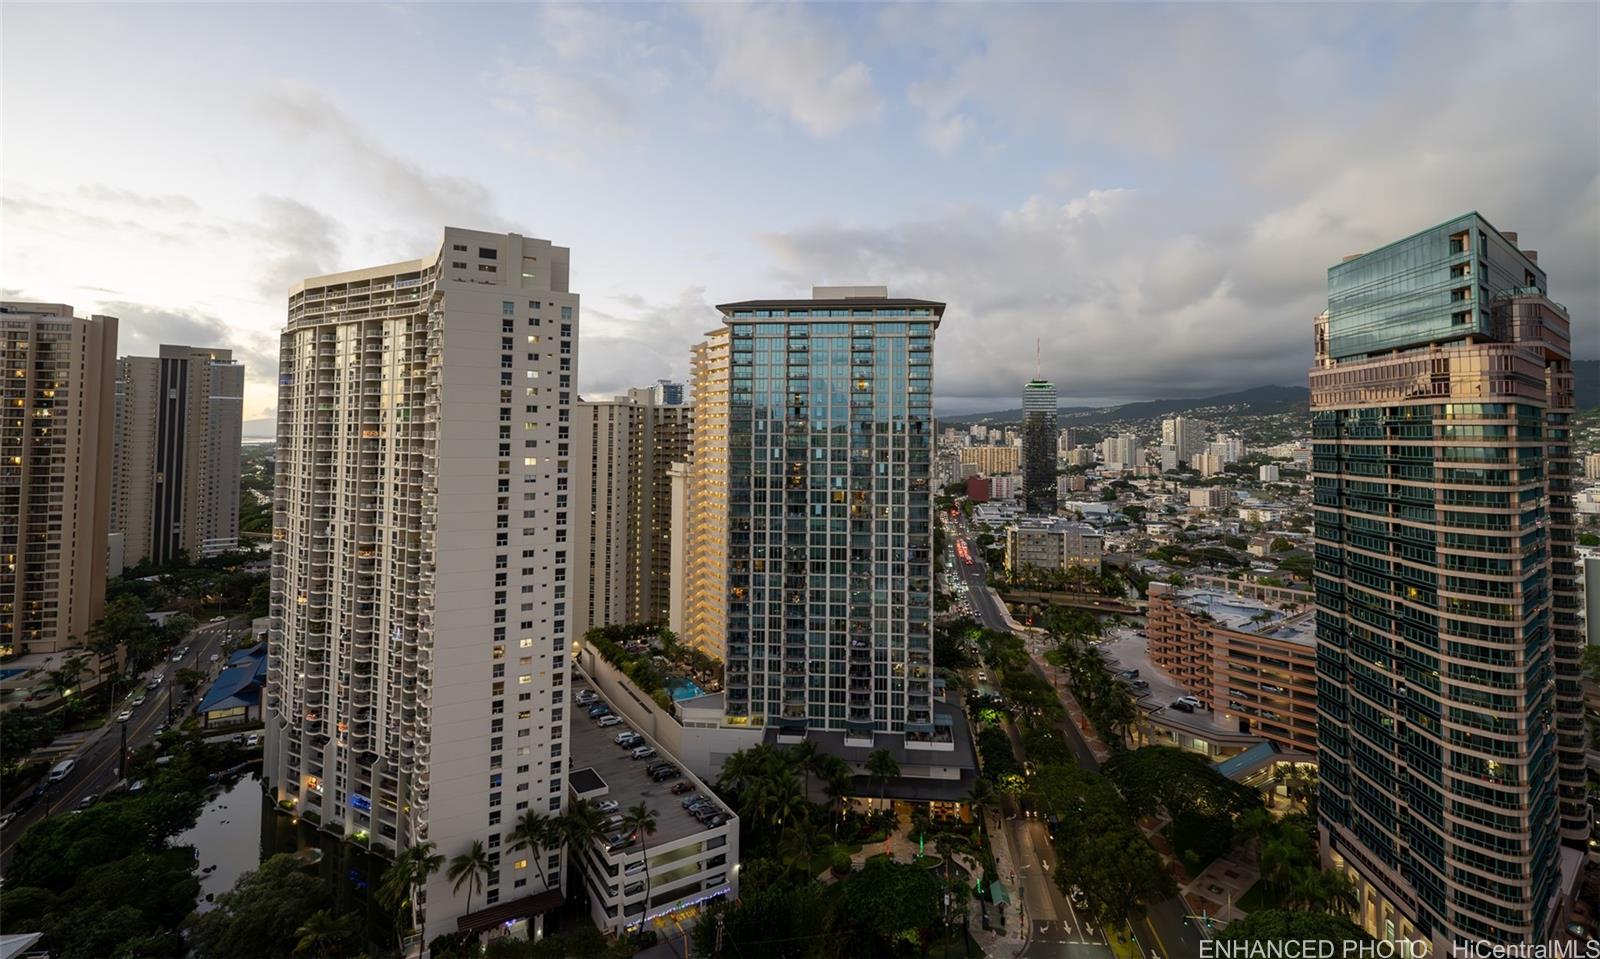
[245,734,260,748]
[117,710,133,722]
[0,812,15,831]
[172,653,185,663]
[597,715,622,727]
[209,653,221,662]
[131,696,146,707]
[49,758,76,783]
[77,794,98,811]
[209,616,226,623]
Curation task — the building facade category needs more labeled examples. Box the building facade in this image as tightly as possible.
[1310,213,1584,948]
[111,345,244,569]
[573,387,692,636]
[700,286,941,739]
[0,303,117,656]
[1161,416,1204,464]
[681,333,731,660]
[1098,433,1140,470]
[1021,378,1057,513]
[959,444,1019,476]
[264,229,578,940]
[1146,583,1317,754]
[1003,517,1103,574]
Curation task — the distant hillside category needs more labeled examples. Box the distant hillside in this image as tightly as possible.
[1575,359,1598,410]
[944,384,1309,428]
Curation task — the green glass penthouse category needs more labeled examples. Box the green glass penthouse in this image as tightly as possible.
[1310,213,1585,948]
[716,287,941,737]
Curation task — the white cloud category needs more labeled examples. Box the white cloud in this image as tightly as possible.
[691,3,882,136]
[921,113,972,155]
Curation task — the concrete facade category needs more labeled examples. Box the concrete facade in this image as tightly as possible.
[112,345,244,568]
[0,303,117,656]
[264,229,578,941]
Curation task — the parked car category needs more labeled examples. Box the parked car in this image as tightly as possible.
[616,735,642,749]
[587,704,611,718]
[1175,695,1203,709]
[682,796,710,810]
[597,715,622,727]
[76,794,97,811]
[651,768,681,782]
[646,761,675,775]
[630,746,657,761]
[1169,701,1195,713]
[1130,680,1150,690]
[1118,669,1139,679]
[245,734,260,748]
[606,832,636,852]
[594,799,619,814]
[209,653,221,663]
[670,781,694,795]
[575,692,598,706]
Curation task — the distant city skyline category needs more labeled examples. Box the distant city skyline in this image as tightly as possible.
[5,3,1596,432]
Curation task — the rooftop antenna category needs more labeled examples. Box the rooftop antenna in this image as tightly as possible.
[1035,337,1041,379]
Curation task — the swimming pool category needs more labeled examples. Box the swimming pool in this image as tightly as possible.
[666,678,705,701]
[0,668,26,681]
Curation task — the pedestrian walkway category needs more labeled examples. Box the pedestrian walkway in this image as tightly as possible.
[1180,849,1256,926]
[1028,648,1114,764]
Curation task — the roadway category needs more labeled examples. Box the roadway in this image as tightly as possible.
[0,616,245,866]
[946,522,1201,959]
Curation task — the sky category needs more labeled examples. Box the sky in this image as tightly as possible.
[3,2,1597,435]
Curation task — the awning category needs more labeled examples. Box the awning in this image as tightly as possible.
[455,890,564,934]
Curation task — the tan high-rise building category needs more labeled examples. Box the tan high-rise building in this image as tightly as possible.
[1311,214,1584,948]
[959,444,1019,475]
[573,386,692,636]
[681,332,730,660]
[0,303,116,656]
[111,345,244,569]
[264,229,578,941]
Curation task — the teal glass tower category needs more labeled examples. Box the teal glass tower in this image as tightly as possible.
[718,287,941,736]
[1310,214,1584,948]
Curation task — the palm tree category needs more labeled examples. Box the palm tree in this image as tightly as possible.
[293,909,356,957]
[865,748,900,811]
[749,770,808,828]
[558,798,607,905]
[963,778,998,826]
[509,810,557,893]
[49,655,87,699]
[622,801,659,935]
[447,840,491,924]
[818,754,854,826]
[779,816,828,876]
[377,840,444,939]
[787,739,820,797]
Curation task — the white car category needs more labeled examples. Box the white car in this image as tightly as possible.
[209,616,226,623]
[245,734,260,747]
[0,812,16,831]
[597,715,622,727]
[131,696,146,708]
[1175,695,1203,709]
[594,799,619,814]
[171,653,184,663]
[209,653,221,662]
[117,710,133,723]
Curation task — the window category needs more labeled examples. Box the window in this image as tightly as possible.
[560,306,572,320]
[480,248,498,260]
[453,243,468,252]
[503,302,515,315]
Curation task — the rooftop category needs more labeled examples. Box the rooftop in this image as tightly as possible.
[568,673,734,848]
[1166,588,1315,646]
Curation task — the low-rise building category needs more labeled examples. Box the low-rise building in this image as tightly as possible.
[1258,464,1280,482]
[568,672,739,936]
[1004,517,1103,574]
[197,643,267,727]
[1145,582,1317,754]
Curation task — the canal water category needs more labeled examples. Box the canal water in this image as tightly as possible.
[178,773,396,947]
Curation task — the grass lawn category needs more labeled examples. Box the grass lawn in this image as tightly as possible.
[1106,926,1144,959]
[1235,879,1281,913]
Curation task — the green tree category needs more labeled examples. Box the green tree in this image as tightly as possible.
[187,854,327,959]
[621,802,659,935]
[508,811,558,895]
[865,748,901,808]
[447,840,491,922]
[377,841,444,939]
[836,857,944,953]
[557,799,607,905]
[779,815,829,876]
[293,910,359,958]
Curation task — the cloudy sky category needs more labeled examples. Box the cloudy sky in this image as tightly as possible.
[4,3,1596,433]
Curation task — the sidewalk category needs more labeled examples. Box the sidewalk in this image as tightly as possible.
[1030,649,1114,764]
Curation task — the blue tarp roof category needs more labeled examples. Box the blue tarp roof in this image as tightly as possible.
[227,642,267,666]
[198,652,267,715]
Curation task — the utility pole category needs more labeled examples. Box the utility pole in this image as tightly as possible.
[118,721,128,779]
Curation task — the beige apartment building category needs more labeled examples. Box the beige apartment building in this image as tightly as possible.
[679,333,730,659]
[110,345,244,570]
[572,386,692,636]
[1003,516,1102,574]
[265,229,578,942]
[959,444,1019,476]
[0,303,116,656]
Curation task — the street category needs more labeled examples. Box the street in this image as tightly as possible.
[0,616,245,867]
[947,522,1202,959]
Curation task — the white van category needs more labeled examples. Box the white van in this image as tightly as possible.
[49,758,76,783]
